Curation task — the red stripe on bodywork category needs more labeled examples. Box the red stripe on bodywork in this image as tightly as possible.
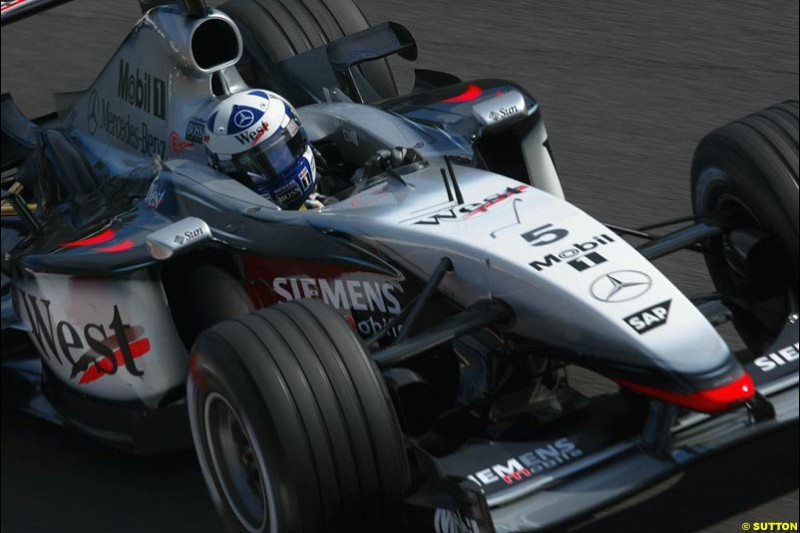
[440,84,483,103]
[615,373,755,412]
[94,239,134,253]
[59,228,116,247]
[79,338,152,384]
[1,0,26,12]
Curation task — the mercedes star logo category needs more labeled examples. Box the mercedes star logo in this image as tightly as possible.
[87,89,99,134]
[233,108,255,129]
[590,270,652,303]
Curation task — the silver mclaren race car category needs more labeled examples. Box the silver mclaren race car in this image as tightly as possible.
[1,0,798,532]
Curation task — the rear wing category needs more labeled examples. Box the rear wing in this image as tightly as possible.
[1,0,206,27]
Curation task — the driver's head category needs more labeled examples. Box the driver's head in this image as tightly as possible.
[204,89,315,209]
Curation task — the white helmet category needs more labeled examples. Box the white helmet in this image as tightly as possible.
[204,89,315,209]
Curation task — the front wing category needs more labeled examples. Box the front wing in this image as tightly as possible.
[403,318,799,533]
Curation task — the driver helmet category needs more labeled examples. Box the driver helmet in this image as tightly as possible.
[204,89,315,209]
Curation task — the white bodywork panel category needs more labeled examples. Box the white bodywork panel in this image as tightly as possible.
[311,163,732,383]
[16,271,188,404]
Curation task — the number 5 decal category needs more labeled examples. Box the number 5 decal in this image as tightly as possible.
[521,224,568,246]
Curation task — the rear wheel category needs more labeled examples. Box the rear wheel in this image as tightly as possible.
[692,100,799,354]
[220,0,398,99]
[188,299,410,533]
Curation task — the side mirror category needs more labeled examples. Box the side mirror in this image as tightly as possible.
[146,216,212,260]
[472,90,527,128]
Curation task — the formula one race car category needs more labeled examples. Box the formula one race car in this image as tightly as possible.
[1,1,798,532]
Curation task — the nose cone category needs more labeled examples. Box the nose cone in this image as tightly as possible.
[320,165,749,412]
[423,173,747,411]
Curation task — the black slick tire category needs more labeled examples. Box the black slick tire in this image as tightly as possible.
[187,299,409,533]
[691,100,799,353]
[220,0,398,99]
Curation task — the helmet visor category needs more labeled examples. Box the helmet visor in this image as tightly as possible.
[232,120,307,186]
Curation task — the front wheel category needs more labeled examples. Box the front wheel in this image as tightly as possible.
[187,299,410,533]
[692,100,798,354]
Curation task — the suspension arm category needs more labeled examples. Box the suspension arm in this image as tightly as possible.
[372,300,512,368]
[637,221,723,260]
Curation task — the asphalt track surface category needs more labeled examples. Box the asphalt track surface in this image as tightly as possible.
[1,1,798,532]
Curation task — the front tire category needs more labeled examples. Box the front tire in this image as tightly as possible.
[692,100,799,354]
[188,299,409,533]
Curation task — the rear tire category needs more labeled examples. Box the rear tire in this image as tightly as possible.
[691,100,799,354]
[188,299,409,533]
[220,0,398,99]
